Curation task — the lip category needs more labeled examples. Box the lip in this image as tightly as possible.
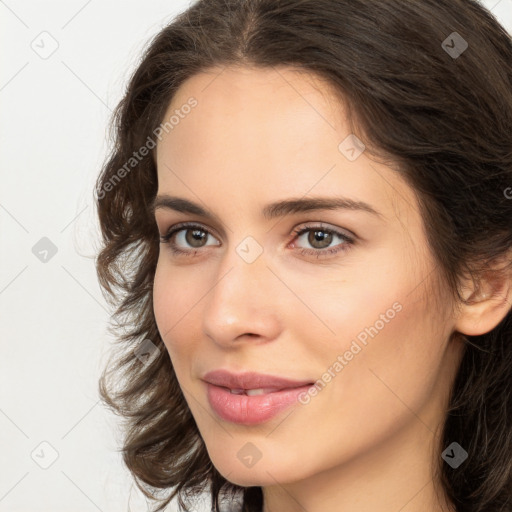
[202,369,315,425]
[202,369,313,390]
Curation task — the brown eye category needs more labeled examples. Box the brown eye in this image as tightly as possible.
[305,229,334,249]
[292,224,355,259]
[160,223,220,254]
[184,227,208,248]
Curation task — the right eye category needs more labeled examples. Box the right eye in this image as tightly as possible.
[160,222,220,256]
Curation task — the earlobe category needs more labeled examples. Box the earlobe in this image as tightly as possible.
[455,261,512,337]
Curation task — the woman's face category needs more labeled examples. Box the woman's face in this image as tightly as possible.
[152,65,463,489]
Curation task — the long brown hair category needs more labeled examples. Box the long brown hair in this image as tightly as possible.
[95,1,512,511]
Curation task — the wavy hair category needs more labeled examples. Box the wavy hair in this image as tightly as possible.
[95,1,512,511]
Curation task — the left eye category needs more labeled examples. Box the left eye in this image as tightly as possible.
[292,226,354,254]
[159,222,355,258]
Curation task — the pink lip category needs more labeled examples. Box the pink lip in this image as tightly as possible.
[202,369,313,389]
[202,369,314,425]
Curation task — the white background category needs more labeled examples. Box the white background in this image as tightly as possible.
[1,1,511,511]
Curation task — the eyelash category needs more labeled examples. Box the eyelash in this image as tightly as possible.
[159,221,355,259]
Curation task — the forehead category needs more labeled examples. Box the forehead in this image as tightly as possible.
[156,65,347,168]
[170,65,343,118]
[154,65,416,225]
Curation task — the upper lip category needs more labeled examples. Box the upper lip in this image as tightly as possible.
[202,369,314,390]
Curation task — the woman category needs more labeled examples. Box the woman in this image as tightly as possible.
[95,1,512,511]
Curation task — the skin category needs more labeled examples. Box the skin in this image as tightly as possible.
[152,65,512,512]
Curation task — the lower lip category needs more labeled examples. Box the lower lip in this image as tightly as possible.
[205,382,313,425]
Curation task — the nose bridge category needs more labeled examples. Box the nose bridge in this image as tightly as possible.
[201,239,281,345]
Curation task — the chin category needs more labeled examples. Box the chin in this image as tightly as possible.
[207,447,305,487]
[216,465,282,487]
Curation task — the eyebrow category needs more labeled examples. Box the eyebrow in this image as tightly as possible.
[150,194,383,221]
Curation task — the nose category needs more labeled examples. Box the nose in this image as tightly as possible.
[201,243,282,348]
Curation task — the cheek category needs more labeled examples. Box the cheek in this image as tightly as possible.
[313,243,444,406]
[153,260,190,355]
[301,249,410,355]
[324,278,445,435]
[152,261,171,340]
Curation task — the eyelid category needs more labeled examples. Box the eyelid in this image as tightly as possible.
[159,221,220,242]
[292,221,356,239]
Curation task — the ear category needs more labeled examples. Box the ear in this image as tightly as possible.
[454,255,512,336]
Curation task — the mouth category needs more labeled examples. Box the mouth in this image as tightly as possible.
[221,385,310,396]
[202,368,314,391]
[201,369,315,424]
[203,375,315,425]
